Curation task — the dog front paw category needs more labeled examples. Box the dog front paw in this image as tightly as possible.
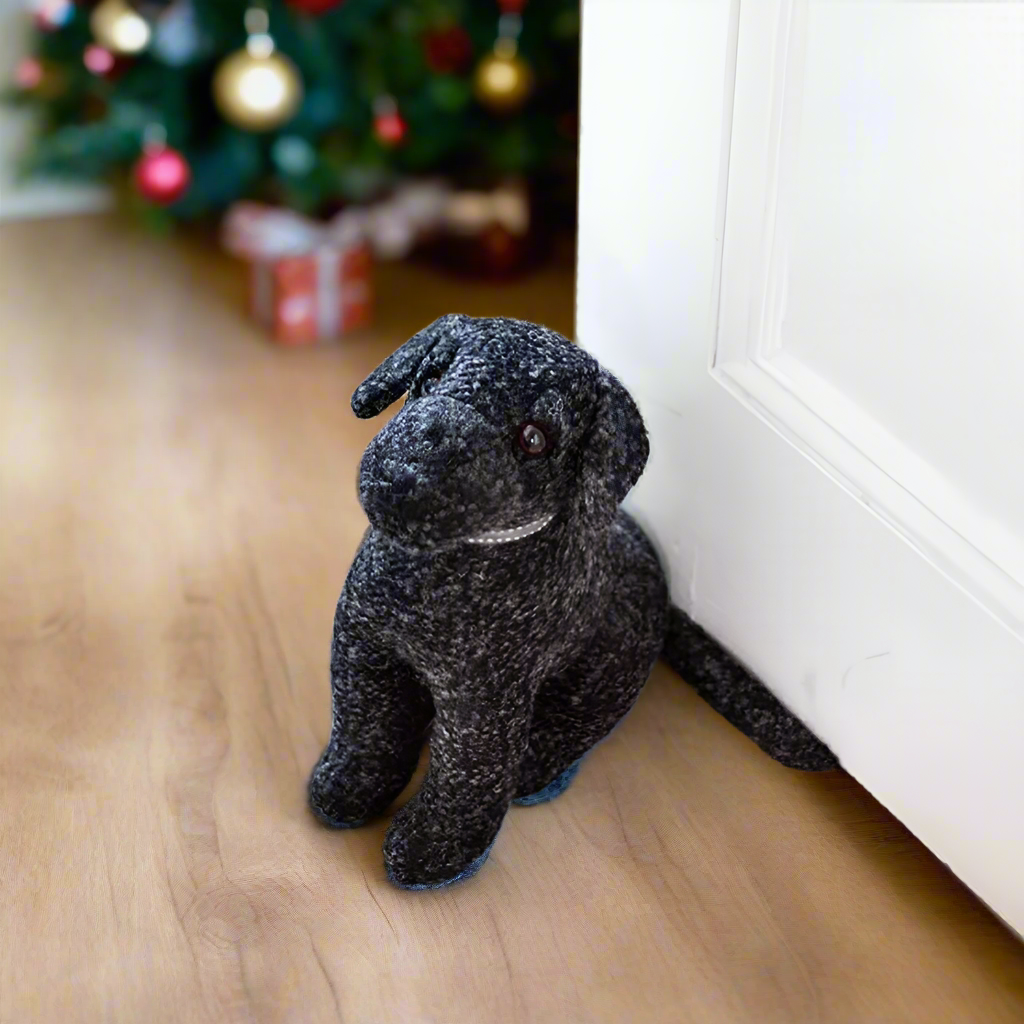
[307,745,410,829]
[382,799,498,889]
[307,758,371,828]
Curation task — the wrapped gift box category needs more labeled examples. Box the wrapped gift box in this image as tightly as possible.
[223,202,373,345]
[249,246,372,345]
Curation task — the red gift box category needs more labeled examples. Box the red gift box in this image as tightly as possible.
[250,246,372,345]
[223,203,373,344]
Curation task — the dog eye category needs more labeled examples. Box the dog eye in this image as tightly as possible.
[518,422,549,456]
[420,372,442,395]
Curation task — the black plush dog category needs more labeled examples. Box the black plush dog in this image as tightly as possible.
[308,314,836,890]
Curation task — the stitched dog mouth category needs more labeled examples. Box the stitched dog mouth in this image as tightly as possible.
[466,512,555,545]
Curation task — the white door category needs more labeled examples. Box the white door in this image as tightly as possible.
[577,0,1024,934]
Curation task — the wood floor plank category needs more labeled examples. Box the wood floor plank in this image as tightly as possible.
[1,217,1022,1024]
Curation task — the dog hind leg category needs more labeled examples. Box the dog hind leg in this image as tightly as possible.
[514,626,660,805]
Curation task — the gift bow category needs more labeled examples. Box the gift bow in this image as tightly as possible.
[222,203,364,262]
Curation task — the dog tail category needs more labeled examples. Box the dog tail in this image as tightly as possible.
[661,604,839,771]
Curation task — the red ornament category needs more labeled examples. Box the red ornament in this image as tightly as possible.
[133,146,191,205]
[374,111,407,147]
[498,0,527,12]
[285,0,345,14]
[83,45,117,77]
[14,58,44,91]
[424,26,473,74]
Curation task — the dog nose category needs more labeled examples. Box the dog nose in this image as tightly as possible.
[422,417,447,449]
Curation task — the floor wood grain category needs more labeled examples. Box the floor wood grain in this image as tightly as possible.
[2,217,1023,1024]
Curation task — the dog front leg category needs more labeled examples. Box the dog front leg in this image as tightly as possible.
[382,676,532,889]
[308,614,433,828]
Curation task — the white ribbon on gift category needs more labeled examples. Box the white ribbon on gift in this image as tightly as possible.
[249,247,371,339]
[313,249,371,338]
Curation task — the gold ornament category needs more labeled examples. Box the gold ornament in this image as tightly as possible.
[474,46,533,114]
[89,0,151,56]
[213,43,303,133]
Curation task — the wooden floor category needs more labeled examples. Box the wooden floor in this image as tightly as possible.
[2,217,1022,1024]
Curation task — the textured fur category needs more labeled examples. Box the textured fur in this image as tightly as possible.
[308,315,667,888]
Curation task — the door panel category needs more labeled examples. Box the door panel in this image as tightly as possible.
[790,3,1024,537]
[713,0,1024,636]
[578,0,1024,934]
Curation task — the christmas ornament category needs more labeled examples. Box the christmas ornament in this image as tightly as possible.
[424,26,473,75]
[285,0,345,14]
[133,128,191,205]
[32,0,73,32]
[374,113,406,146]
[373,95,406,147]
[83,45,117,77]
[474,50,532,113]
[152,0,202,67]
[90,0,152,56]
[13,58,44,91]
[272,135,316,176]
[475,5,532,113]
[213,8,303,132]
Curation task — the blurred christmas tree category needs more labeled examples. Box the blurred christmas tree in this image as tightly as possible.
[7,0,580,234]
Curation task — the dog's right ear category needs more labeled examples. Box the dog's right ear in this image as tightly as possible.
[578,369,649,525]
[351,314,470,419]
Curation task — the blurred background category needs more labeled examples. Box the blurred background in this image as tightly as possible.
[1,0,581,335]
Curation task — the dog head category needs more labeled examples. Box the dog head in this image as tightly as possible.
[353,314,648,548]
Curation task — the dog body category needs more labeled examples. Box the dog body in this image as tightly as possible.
[309,315,667,888]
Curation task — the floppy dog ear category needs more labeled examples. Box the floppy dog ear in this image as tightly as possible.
[351,313,470,419]
[579,369,650,524]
